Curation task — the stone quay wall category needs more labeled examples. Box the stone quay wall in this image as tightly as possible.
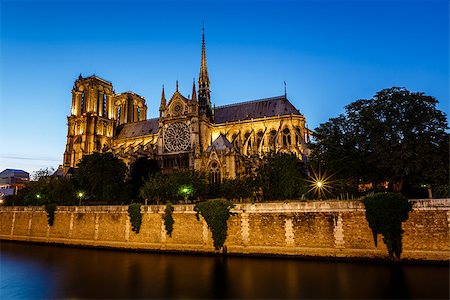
[1,199,449,261]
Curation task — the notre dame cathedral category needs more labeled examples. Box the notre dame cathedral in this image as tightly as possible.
[63,29,310,182]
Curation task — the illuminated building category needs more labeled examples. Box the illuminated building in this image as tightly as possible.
[63,29,309,180]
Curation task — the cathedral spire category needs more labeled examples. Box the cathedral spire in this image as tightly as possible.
[199,24,209,84]
[160,85,166,110]
[191,78,197,102]
[198,24,212,119]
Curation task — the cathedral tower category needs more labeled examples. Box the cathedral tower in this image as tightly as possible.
[63,75,116,173]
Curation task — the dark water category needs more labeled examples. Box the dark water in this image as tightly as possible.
[0,241,448,299]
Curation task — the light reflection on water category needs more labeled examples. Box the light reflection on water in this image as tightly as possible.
[0,241,448,299]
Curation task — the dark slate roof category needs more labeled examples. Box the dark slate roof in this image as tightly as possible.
[115,118,159,139]
[214,95,301,123]
[0,169,29,178]
[206,134,234,152]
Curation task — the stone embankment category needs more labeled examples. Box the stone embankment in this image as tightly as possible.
[1,199,448,261]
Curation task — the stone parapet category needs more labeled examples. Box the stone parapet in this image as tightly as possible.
[0,199,448,261]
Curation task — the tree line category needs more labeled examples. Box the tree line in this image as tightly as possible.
[5,87,448,206]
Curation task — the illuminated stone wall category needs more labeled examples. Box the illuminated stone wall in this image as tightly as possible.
[0,200,448,261]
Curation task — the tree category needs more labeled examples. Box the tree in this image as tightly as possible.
[73,152,127,203]
[220,177,255,202]
[9,176,75,206]
[140,170,208,204]
[256,153,308,200]
[127,157,160,201]
[32,167,55,181]
[310,87,448,197]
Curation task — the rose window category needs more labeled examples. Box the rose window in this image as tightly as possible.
[164,123,190,152]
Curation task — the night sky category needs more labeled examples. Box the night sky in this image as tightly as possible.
[1,0,448,174]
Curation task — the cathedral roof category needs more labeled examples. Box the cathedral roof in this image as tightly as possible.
[115,118,159,139]
[206,134,234,152]
[214,95,301,123]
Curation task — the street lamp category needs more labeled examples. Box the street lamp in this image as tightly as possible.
[77,191,84,206]
[179,185,193,202]
[306,169,332,200]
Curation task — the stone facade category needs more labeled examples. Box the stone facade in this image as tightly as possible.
[63,30,309,179]
[1,199,449,261]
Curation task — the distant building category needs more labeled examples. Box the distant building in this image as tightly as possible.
[0,169,30,201]
[63,29,310,181]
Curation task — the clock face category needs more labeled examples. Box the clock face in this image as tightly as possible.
[164,123,190,152]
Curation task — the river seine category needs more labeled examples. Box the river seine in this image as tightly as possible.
[0,241,448,299]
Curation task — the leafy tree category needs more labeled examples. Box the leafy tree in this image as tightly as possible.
[140,170,208,203]
[127,157,160,201]
[256,153,308,200]
[310,87,448,197]
[220,177,255,201]
[73,152,127,203]
[10,176,75,206]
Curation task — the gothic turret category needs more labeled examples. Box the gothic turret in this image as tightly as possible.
[191,78,197,102]
[198,26,212,119]
[159,85,166,118]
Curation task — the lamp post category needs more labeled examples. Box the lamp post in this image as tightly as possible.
[77,192,84,206]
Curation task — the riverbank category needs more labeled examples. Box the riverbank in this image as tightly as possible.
[1,199,449,262]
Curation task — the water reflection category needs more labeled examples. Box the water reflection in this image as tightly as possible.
[0,241,448,299]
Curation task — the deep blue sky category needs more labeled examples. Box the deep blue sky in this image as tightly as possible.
[1,0,448,174]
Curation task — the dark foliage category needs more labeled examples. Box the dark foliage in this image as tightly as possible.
[163,202,175,237]
[8,177,75,206]
[220,177,255,201]
[45,203,57,226]
[310,87,448,197]
[140,170,207,203]
[363,193,413,259]
[127,158,160,202]
[128,203,142,233]
[73,152,127,203]
[194,199,235,250]
[256,153,308,200]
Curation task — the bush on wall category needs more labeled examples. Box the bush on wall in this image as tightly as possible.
[194,199,235,251]
[163,202,175,237]
[45,203,57,226]
[363,192,413,259]
[128,203,142,233]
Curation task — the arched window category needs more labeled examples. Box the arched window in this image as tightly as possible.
[209,161,221,184]
[137,108,141,120]
[295,126,301,144]
[269,129,277,149]
[244,132,252,155]
[117,106,121,122]
[256,130,264,148]
[232,133,239,150]
[81,92,85,113]
[282,128,291,146]
[103,94,107,117]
